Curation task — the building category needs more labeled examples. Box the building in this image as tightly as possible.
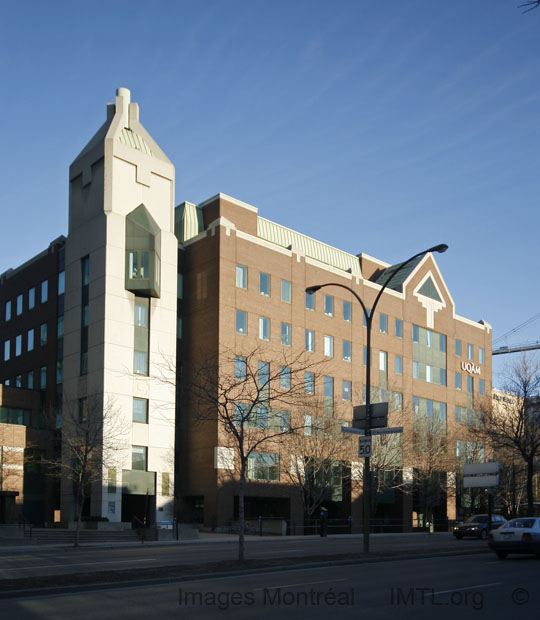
[0,88,492,529]
[175,193,492,529]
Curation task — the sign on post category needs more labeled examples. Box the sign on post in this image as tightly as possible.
[463,462,499,488]
[353,402,388,429]
[358,436,372,458]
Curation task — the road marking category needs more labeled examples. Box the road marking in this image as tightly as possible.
[425,582,502,596]
[252,578,347,591]
[3,558,158,571]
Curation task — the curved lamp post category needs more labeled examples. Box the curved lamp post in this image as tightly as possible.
[306,243,447,553]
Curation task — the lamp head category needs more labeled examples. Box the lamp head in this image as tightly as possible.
[305,285,322,294]
[429,243,448,254]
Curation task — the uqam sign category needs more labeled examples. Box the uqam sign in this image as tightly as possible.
[462,361,481,375]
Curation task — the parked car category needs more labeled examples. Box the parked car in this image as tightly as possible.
[488,517,540,559]
[453,514,507,540]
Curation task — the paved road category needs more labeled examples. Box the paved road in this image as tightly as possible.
[0,533,486,580]
[0,552,538,619]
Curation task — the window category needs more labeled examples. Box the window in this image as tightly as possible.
[281,279,291,303]
[133,398,148,423]
[82,255,89,286]
[479,379,485,396]
[426,365,433,383]
[467,344,474,361]
[28,288,35,310]
[57,317,64,338]
[412,360,419,379]
[235,356,246,380]
[467,376,473,394]
[4,340,10,362]
[281,322,291,346]
[440,334,446,352]
[323,335,334,357]
[479,347,485,364]
[236,310,247,335]
[15,335,22,357]
[162,473,171,496]
[440,369,446,386]
[234,403,246,425]
[247,452,279,481]
[395,318,403,338]
[380,313,388,334]
[426,330,433,348]
[40,323,47,346]
[15,375,22,388]
[455,372,462,390]
[258,316,270,340]
[305,371,314,394]
[324,376,334,414]
[395,355,403,375]
[40,366,47,389]
[392,392,403,411]
[235,265,247,289]
[343,340,352,362]
[41,280,48,303]
[5,300,11,321]
[379,351,387,372]
[27,371,33,390]
[133,352,148,375]
[455,339,462,356]
[280,366,291,389]
[16,294,23,316]
[258,361,270,390]
[324,295,334,316]
[305,329,315,352]
[304,414,313,436]
[412,325,419,343]
[342,379,352,401]
[259,272,270,296]
[132,446,147,471]
[108,470,117,494]
[58,271,65,295]
[305,291,315,310]
[78,398,88,422]
[343,301,351,322]
[133,297,149,376]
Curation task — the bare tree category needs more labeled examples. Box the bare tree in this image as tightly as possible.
[479,356,540,516]
[281,412,355,521]
[43,395,127,546]
[519,1,540,13]
[403,411,454,530]
[183,346,323,561]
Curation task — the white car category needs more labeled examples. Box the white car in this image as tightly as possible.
[488,517,540,559]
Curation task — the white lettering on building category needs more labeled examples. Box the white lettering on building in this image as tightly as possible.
[461,361,481,375]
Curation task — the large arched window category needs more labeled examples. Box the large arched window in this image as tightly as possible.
[125,204,161,297]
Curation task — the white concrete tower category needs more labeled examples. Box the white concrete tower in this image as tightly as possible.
[63,88,177,524]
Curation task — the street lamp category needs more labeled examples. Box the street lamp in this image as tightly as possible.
[306,243,447,553]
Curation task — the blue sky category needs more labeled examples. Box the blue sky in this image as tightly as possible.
[1,0,539,385]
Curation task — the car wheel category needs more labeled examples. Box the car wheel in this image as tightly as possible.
[480,529,488,540]
[496,551,507,560]
[455,534,463,540]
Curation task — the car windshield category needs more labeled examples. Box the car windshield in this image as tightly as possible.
[505,518,536,529]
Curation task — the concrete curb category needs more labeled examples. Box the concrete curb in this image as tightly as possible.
[0,547,490,600]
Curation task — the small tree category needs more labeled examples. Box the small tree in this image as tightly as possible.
[44,394,127,546]
[184,346,322,561]
[480,355,540,516]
